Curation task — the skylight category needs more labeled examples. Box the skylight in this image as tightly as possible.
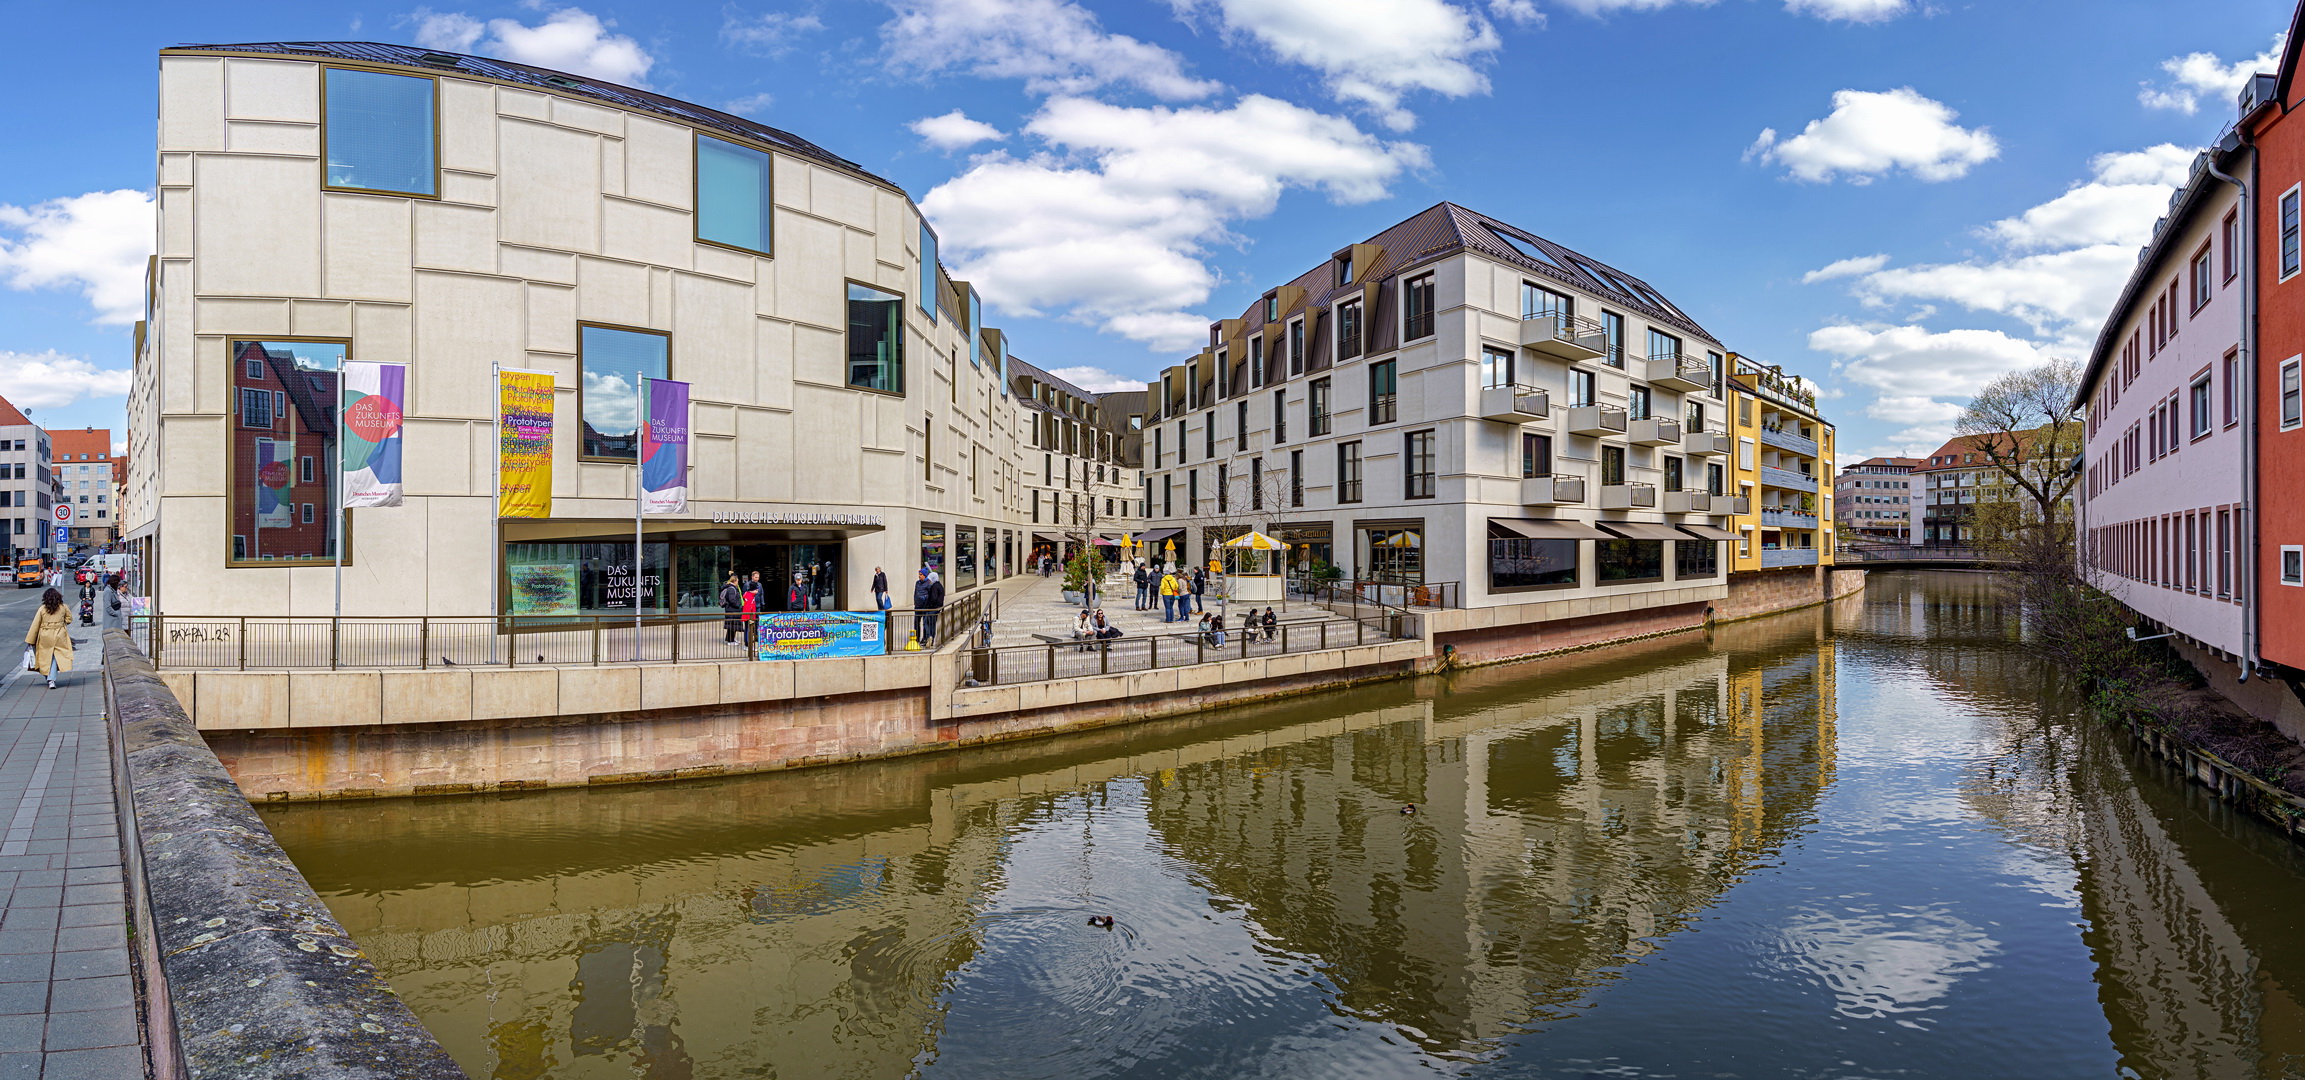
[1486,226,1563,270]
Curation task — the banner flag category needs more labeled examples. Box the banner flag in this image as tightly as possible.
[341,361,406,508]
[498,369,556,520]
[640,378,689,515]
[752,611,886,660]
[254,437,294,528]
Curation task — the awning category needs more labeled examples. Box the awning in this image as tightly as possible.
[1489,517,1612,541]
[1597,521,1688,542]
[1031,532,1063,543]
[1135,527,1183,544]
[1676,523,1740,541]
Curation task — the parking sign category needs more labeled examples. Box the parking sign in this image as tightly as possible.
[52,525,68,545]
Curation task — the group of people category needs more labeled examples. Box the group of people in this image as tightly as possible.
[1070,608,1124,646]
[1134,562,1210,623]
[715,569,837,647]
[1194,607,1279,647]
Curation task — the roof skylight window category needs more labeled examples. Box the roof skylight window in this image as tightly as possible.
[1486,226,1563,270]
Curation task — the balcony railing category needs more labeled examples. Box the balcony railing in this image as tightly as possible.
[1682,431,1731,456]
[1628,417,1681,446]
[1522,473,1586,505]
[1759,424,1819,456]
[1600,481,1657,509]
[1479,383,1550,423]
[1760,508,1818,528]
[1761,547,1820,568]
[1724,495,1751,515]
[1663,489,1711,514]
[1759,464,1818,493]
[1565,405,1627,436]
[1644,352,1713,394]
[1520,313,1608,361]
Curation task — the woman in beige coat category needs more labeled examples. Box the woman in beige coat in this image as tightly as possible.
[24,587,72,689]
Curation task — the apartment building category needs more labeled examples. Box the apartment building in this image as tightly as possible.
[1135,202,1739,611]
[126,41,1035,617]
[2248,14,2305,676]
[48,427,120,546]
[1009,358,1144,564]
[1722,356,1835,571]
[2075,132,2252,666]
[0,397,55,560]
[1835,457,1920,544]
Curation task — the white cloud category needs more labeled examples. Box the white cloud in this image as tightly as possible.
[1550,0,1696,12]
[1488,0,1542,26]
[725,92,776,117]
[1042,365,1149,393]
[911,109,1007,150]
[882,0,1219,101]
[1809,324,2063,451]
[1750,88,1998,184]
[1784,0,1908,21]
[1851,245,2140,337]
[0,351,133,410]
[722,9,825,56]
[1983,144,2195,251]
[0,189,153,326]
[413,6,654,86]
[2139,34,2283,115]
[1171,0,1502,130]
[1802,254,1888,284]
[922,94,1427,351]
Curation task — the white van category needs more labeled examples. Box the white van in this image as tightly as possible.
[85,554,135,577]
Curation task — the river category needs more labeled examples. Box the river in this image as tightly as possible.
[262,570,2305,1078]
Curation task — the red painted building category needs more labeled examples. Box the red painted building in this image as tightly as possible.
[2247,7,2305,673]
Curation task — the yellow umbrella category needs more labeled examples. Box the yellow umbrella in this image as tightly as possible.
[1164,539,1176,552]
[1377,531,1422,548]
[1219,530,1286,550]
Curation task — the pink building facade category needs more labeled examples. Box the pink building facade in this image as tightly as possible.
[2079,145,2253,662]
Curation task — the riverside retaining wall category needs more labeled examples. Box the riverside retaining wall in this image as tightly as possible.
[103,633,464,1078]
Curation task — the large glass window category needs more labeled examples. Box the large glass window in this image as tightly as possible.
[505,540,669,616]
[1370,360,1398,424]
[228,339,345,566]
[1521,433,1551,478]
[1361,525,1423,583]
[956,525,977,590]
[1675,540,1718,579]
[1310,378,1332,435]
[1601,311,1625,367]
[1337,300,1364,361]
[920,523,946,579]
[1490,537,1577,590]
[1647,328,1681,360]
[579,325,670,461]
[918,223,940,322]
[1481,346,1516,389]
[1523,283,1572,320]
[324,68,436,197]
[847,283,904,393]
[1570,368,1595,408]
[1338,441,1363,503]
[696,135,773,255]
[1597,539,1664,583]
[1405,430,1436,499]
[1404,274,1436,340]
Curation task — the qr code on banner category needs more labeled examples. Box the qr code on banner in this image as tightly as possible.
[858,619,881,643]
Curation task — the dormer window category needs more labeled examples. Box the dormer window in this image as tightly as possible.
[1263,294,1279,321]
[1336,253,1354,286]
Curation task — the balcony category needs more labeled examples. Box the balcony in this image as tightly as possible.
[1762,547,1820,568]
[1645,352,1713,394]
[1627,417,1681,446]
[1663,489,1711,514]
[1724,495,1751,515]
[1760,508,1818,528]
[1682,430,1731,457]
[1759,424,1819,456]
[1759,464,1818,493]
[1521,313,1609,361]
[1600,482,1656,509]
[1479,384,1550,423]
[1522,474,1586,505]
[1564,405,1627,437]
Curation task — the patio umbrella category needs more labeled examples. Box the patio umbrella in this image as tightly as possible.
[1218,530,1286,550]
[1377,532,1422,548]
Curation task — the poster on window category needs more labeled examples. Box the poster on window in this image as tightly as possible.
[640,378,689,515]
[498,369,555,519]
[508,562,578,616]
[341,361,406,508]
[753,611,886,661]
[254,438,294,528]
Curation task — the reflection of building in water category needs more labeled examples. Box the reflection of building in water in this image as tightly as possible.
[1137,620,1838,1057]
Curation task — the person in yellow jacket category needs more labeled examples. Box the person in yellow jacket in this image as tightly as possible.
[1159,570,1184,623]
[24,587,73,689]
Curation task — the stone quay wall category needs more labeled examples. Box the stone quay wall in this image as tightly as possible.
[1713,566,1866,624]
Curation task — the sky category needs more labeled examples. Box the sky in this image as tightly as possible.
[0,0,2292,461]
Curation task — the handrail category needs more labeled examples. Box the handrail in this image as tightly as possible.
[963,612,1417,686]
[1523,312,1606,337]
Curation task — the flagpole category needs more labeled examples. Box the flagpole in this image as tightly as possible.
[635,376,646,663]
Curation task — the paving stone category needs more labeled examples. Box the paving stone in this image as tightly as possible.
[41,1007,133,1053]
[46,929,118,957]
[0,1016,37,1054]
[0,983,44,1017]
[41,979,124,1017]
[43,953,120,983]
[42,1043,140,1079]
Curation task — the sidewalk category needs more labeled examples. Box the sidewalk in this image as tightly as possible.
[0,612,140,1078]
[991,568,1325,646]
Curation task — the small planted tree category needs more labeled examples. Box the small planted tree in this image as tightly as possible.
[1062,546,1107,608]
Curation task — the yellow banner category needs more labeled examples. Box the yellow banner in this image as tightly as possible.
[498,370,555,519]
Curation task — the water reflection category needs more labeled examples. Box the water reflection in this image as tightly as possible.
[263,572,2305,1079]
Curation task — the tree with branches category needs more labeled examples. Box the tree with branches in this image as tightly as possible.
[1952,359,2084,551]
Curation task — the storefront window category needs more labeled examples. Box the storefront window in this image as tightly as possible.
[229,339,344,566]
[1596,540,1664,584]
[1359,525,1423,583]
[1675,540,1718,579]
[1280,524,1334,578]
[956,525,978,590]
[1490,538,1578,590]
[506,541,669,617]
[920,523,946,580]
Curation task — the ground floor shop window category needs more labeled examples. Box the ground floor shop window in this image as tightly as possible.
[1490,538,1578,590]
[1359,524,1423,583]
[509,539,844,617]
[506,541,669,617]
[1674,540,1718,579]
[1596,539,1663,584]
[920,523,945,579]
[1280,523,1333,577]
[956,525,978,590]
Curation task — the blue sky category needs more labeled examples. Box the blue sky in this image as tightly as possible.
[0,0,2290,460]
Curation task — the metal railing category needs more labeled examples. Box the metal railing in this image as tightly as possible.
[1759,424,1820,456]
[132,588,998,670]
[1299,578,1460,610]
[1761,548,1820,568]
[1759,464,1818,493]
[964,613,1417,686]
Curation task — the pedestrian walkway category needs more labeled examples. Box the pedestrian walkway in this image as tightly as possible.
[0,613,140,1078]
[987,566,1332,648]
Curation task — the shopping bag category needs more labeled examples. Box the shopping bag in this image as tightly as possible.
[20,646,33,673]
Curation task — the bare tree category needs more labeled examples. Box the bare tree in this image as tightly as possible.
[1953,359,2083,547]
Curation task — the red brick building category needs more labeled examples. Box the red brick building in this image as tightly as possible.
[2246,8,2305,674]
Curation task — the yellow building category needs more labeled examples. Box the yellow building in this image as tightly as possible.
[1723,354,1835,572]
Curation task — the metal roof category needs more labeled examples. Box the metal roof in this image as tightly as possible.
[164,41,883,185]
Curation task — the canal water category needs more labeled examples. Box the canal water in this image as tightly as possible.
[263,571,2305,1079]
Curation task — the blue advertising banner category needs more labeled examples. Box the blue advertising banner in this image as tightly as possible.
[754,611,886,661]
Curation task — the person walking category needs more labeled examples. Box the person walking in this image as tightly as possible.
[1134,563,1151,611]
[24,588,72,690]
[720,574,743,643]
[871,567,891,612]
[1159,569,1182,623]
[913,567,944,644]
[1190,566,1207,614]
[100,577,129,633]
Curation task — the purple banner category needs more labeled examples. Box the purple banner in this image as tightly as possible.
[640,378,689,515]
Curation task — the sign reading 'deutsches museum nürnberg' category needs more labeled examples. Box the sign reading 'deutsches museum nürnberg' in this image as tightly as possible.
[709,512,885,526]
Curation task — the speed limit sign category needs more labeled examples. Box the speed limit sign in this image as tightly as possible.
[52,504,71,524]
